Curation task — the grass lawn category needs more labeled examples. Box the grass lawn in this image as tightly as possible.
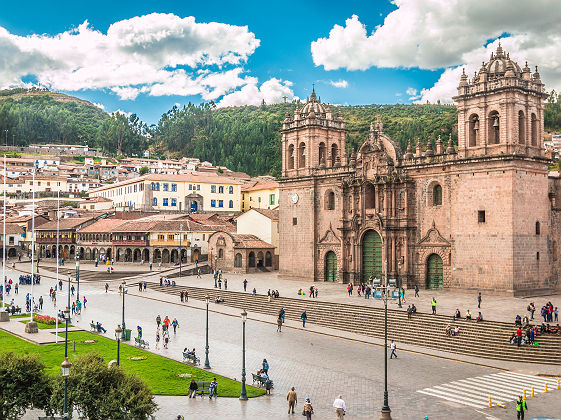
[0,330,265,397]
[18,319,74,329]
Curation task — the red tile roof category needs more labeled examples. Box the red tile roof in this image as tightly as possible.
[231,234,274,249]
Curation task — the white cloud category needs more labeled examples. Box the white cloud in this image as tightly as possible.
[217,78,296,108]
[92,102,105,110]
[311,1,561,103]
[330,79,348,88]
[0,13,266,102]
[406,87,417,96]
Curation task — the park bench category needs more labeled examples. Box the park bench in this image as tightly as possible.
[134,337,150,348]
[90,322,97,332]
[251,373,274,390]
[183,351,200,365]
[195,381,217,396]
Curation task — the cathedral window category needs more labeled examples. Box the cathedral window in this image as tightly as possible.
[325,190,335,210]
[319,142,326,165]
[365,183,375,209]
[488,111,500,144]
[518,111,526,144]
[469,114,479,147]
[531,113,537,146]
[478,210,486,223]
[298,142,306,168]
[536,221,540,235]
[288,144,295,169]
[331,144,339,166]
[433,184,442,206]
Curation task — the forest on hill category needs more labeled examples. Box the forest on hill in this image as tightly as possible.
[1,88,561,177]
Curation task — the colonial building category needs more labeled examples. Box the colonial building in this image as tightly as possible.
[279,45,559,296]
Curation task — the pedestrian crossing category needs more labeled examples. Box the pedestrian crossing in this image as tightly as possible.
[417,372,560,408]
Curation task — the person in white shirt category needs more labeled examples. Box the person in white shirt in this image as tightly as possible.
[333,395,346,419]
[390,340,397,359]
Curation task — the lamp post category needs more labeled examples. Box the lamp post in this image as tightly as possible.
[179,224,183,279]
[380,261,392,420]
[115,324,123,365]
[240,309,248,400]
[214,256,218,288]
[397,262,402,309]
[121,281,127,340]
[75,254,80,302]
[61,356,71,420]
[204,295,211,369]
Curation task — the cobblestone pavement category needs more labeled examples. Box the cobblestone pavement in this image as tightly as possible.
[4,267,561,420]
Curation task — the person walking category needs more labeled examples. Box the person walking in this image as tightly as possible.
[184,290,189,302]
[333,395,346,420]
[172,318,179,334]
[105,283,109,293]
[188,379,198,398]
[301,311,307,328]
[414,284,419,297]
[83,296,87,308]
[156,315,161,328]
[528,302,536,320]
[38,296,43,310]
[431,297,437,314]
[149,262,153,271]
[279,307,285,323]
[390,340,397,359]
[555,307,559,322]
[155,329,160,350]
[243,279,248,291]
[262,359,269,374]
[516,395,528,420]
[277,316,283,332]
[224,279,228,290]
[163,329,169,349]
[407,305,412,320]
[477,292,482,308]
[516,327,523,347]
[197,268,201,278]
[303,398,314,420]
[180,291,184,302]
[286,387,297,414]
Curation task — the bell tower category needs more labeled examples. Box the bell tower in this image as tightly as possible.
[281,89,347,177]
[454,43,548,158]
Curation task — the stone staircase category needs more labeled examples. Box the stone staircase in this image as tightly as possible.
[146,282,561,365]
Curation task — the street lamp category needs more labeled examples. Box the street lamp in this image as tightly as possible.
[378,261,393,420]
[115,325,123,365]
[397,262,402,309]
[239,309,248,401]
[179,224,183,279]
[75,254,80,302]
[214,256,218,288]
[121,281,127,340]
[204,295,211,369]
[61,355,71,420]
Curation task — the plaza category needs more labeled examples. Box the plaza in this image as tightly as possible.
[2,260,561,419]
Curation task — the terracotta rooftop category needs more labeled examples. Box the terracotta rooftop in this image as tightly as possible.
[4,224,24,235]
[36,217,96,231]
[111,220,161,233]
[241,180,280,191]
[231,234,274,249]
[80,196,112,203]
[76,218,127,233]
[250,208,279,220]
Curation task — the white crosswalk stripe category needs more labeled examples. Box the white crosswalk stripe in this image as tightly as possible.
[417,372,560,408]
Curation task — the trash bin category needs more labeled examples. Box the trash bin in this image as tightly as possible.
[124,329,132,341]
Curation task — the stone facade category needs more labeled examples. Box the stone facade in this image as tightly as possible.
[279,45,560,296]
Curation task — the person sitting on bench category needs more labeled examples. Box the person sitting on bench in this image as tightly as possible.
[465,309,472,320]
[215,296,224,303]
[515,315,522,326]
[96,322,107,333]
[453,309,461,320]
[509,332,517,344]
[476,312,483,322]
[445,324,452,336]
[453,326,460,336]
[411,304,417,314]
[259,370,269,380]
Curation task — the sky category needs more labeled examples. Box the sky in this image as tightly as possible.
[1,0,560,124]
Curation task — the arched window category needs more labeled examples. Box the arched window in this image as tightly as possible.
[325,190,335,210]
[433,184,442,206]
[536,221,540,235]
[265,251,272,267]
[248,252,256,267]
[298,142,306,168]
[518,111,525,144]
[218,248,223,258]
[469,114,479,147]
[488,111,500,144]
[234,253,242,267]
[331,143,338,166]
[318,142,326,165]
[531,113,537,146]
[229,200,233,208]
[229,186,233,194]
[365,183,375,209]
[288,144,295,169]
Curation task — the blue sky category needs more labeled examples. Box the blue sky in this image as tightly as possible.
[0,0,557,124]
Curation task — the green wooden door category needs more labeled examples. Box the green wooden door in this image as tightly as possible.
[426,254,443,289]
[325,251,337,282]
[362,230,382,282]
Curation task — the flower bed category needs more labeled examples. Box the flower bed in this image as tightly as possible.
[34,315,57,325]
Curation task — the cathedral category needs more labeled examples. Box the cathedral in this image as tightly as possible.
[278,44,561,296]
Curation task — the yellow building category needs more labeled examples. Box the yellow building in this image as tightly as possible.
[241,179,279,212]
[89,173,243,213]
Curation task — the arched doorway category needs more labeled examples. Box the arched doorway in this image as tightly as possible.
[142,249,149,262]
[171,249,178,263]
[106,248,112,260]
[125,248,132,262]
[180,249,187,263]
[265,251,272,267]
[116,248,122,262]
[133,248,141,262]
[325,251,337,282]
[153,249,161,262]
[257,251,264,267]
[234,253,242,267]
[248,252,256,267]
[192,248,200,263]
[92,248,98,261]
[162,249,170,263]
[63,245,69,258]
[426,253,443,289]
[362,230,382,282]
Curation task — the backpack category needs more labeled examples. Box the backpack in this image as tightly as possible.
[527,305,531,311]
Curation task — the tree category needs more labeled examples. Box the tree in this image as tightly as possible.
[0,352,52,420]
[49,353,157,420]
[139,166,150,175]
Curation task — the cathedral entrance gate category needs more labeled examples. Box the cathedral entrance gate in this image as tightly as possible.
[325,251,337,282]
[426,253,443,289]
[362,230,382,282]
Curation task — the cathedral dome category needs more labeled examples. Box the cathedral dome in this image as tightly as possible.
[301,89,327,118]
[484,43,522,78]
